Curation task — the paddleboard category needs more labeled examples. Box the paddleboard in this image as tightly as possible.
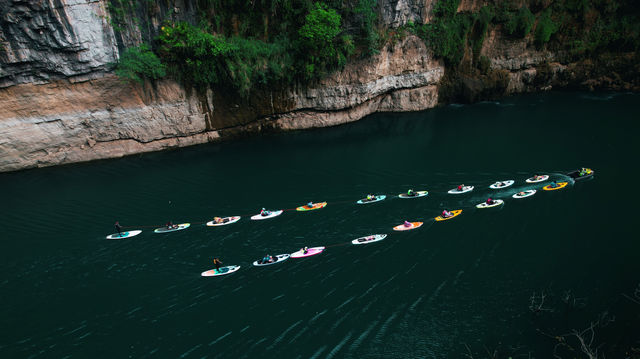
[489,180,514,189]
[154,223,190,233]
[512,190,536,198]
[526,175,549,183]
[290,246,325,258]
[393,222,423,231]
[357,195,386,204]
[250,210,284,220]
[543,182,568,191]
[435,209,462,221]
[352,234,388,245]
[201,265,241,277]
[476,199,504,209]
[296,202,327,211]
[398,191,428,198]
[253,254,291,266]
[448,186,474,194]
[106,230,142,240]
[206,216,241,226]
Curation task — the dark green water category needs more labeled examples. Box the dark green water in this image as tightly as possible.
[1,92,639,358]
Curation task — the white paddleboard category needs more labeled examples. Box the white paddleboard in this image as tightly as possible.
[352,234,387,245]
[154,223,190,233]
[290,247,325,258]
[448,186,474,194]
[206,216,241,226]
[476,199,504,208]
[357,195,386,204]
[398,191,428,198]
[489,180,514,189]
[512,190,536,199]
[201,265,241,277]
[253,254,291,266]
[106,230,142,240]
[250,210,283,220]
[525,175,549,183]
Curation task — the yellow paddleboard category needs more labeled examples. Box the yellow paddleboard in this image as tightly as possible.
[542,182,568,191]
[435,209,462,221]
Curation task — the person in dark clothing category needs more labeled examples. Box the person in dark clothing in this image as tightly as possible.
[115,221,122,235]
[213,258,223,271]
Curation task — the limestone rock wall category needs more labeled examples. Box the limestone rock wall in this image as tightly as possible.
[0,0,118,87]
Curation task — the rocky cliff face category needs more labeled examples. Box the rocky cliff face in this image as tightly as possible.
[0,0,118,87]
[0,0,637,172]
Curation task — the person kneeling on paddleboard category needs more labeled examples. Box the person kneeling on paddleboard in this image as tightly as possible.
[302,247,309,254]
[517,191,526,197]
[442,210,452,218]
[549,181,557,188]
[114,221,122,235]
[307,202,314,208]
[403,221,412,228]
[261,254,271,264]
[213,258,223,271]
[366,194,374,201]
[457,185,464,191]
[260,208,270,216]
[486,198,494,205]
[408,189,415,196]
[166,221,177,229]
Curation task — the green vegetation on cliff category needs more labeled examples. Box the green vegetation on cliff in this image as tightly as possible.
[110,0,638,94]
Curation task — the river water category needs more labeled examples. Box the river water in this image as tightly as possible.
[1,92,639,358]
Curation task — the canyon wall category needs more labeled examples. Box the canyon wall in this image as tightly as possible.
[0,0,636,172]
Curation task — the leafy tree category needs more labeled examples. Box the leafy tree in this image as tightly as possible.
[535,9,558,47]
[505,6,535,38]
[115,44,166,84]
[298,2,352,78]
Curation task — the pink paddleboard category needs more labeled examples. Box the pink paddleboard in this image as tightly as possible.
[290,246,325,258]
[393,221,423,231]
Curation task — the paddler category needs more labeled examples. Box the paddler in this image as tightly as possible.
[442,210,452,218]
[260,208,270,216]
[261,254,271,264]
[114,221,122,236]
[307,201,314,208]
[213,258,223,271]
[303,247,309,254]
[457,184,464,191]
[486,198,494,205]
[408,189,415,196]
[403,221,412,228]
[214,216,223,224]
[366,194,375,201]
[166,221,176,229]
[517,191,526,196]
[549,181,558,188]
